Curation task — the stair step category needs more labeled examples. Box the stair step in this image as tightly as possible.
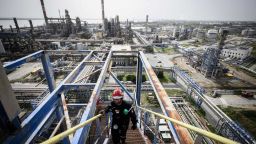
[108,139,145,144]
[126,141,146,144]
[126,134,142,137]
[126,138,145,141]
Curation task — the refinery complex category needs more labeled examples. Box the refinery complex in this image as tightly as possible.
[0,0,256,144]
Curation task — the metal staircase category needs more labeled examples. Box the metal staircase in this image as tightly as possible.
[123,129,147,144]
[107,122,147,144]
[31,88,50,109]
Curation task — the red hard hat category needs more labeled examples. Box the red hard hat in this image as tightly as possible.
[112,88,123,99]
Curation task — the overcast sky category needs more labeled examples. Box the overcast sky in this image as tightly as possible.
[0,0,256,22]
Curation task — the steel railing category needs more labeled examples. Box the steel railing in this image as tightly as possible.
[41,105,239,144]
[41,114,103,144]
[137,106,238,144]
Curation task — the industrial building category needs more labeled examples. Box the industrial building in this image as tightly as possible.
[207,29,218,41]
[221,46,253,59]
[241,29,256,37]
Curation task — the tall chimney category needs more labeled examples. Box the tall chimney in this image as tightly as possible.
[40,0,48,26]
[0,25,3,32]
[13,18,20,33]
[146,15,149,35]
[101,0,105,32]
[29,20,34,33]
[10,25,13,32]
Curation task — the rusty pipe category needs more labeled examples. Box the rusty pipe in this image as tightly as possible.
[139,51,193,144]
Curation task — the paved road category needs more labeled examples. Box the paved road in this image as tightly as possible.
[206,95,256,108]
[222,62,256,86]
[145,53,182,68]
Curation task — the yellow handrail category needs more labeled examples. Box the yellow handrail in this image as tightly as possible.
[138,106,239,144]
[41,114,103,144]
[42,107,239,144]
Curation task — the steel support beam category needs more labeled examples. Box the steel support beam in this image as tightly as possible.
[62,83,96,90]
[61,93,73,141]
[41,52,56,92]
[46,50,137,55]
[93,54,102,61]
[139,51,193,144]
[72,51,112,144]
[65,51,93,83]
[5,51,94,143]
[135,55,142,106]
[46,50,92,55]
[135,55,143,128]
[4,50,43,70]
[74,68,102,83]
[67,104,88,106]
[5,86,62,143]
[83,61,105,66]
[49,116,65,138]
[25,105,57,143]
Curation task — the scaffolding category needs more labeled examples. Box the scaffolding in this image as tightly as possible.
[200,47,222,78]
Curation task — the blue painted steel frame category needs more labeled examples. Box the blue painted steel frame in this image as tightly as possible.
[4,50,94,143]
[5,85,63,143]
[4,50,43,70]
[62,83,96,90]
[135,55,142,106]
[135,54,142,128]
[41,52,56,92]
[72,51,113,144]
[3,50,185,143]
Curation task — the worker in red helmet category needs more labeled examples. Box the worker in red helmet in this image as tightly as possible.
[102,88,137,144]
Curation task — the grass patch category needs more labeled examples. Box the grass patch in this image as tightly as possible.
[126,74,136,83]
[219,106,256,139]
[141,92,160,107]
[250,42,256,57]
[117,74,147,83]
[169,77,177,83]
[165,89,186,97]
[157,71,170,83]
[117,75,125,81]
[198,107,206,117]
[207,124,217,133]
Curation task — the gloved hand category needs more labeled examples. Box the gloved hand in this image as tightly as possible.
[99,109,105,115]
[131,124,137,130]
